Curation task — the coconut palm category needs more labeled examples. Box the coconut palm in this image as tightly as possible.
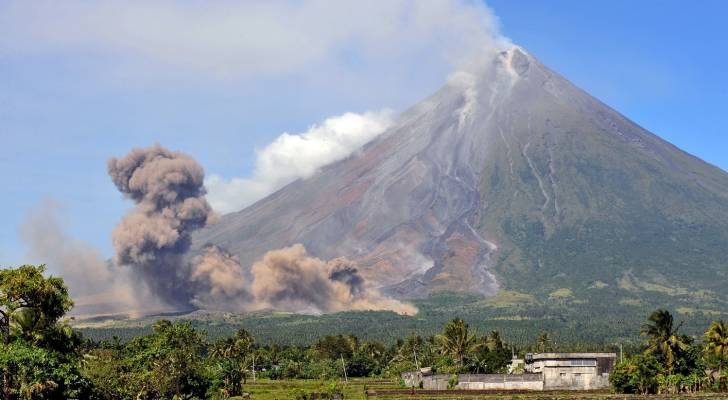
[704,320,728,386]
[436,318,481,368]
[487,330,503,351]
[536,332,551,353]
[641,309,689,374]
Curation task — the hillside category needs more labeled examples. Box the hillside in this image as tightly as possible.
[189,46,728,315]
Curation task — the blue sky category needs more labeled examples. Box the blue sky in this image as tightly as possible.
[1,0,726,268]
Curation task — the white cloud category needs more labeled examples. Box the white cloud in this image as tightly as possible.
[206,110,393,213]
[0,0,506,83]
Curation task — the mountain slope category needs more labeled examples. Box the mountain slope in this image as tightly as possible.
[193,47,728,308]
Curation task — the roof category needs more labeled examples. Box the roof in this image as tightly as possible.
[531,353,617,360]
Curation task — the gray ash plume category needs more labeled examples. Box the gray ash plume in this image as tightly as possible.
[108,144,215,308]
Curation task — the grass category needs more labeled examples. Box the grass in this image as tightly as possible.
[234,379,728,399]
[548,288,574,300]
[235,378,398,400]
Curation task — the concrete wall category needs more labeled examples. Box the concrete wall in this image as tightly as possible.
[457,374,544,391]
[542,366,610,390]
[401,367,609,391]
[401,371,422,387]
[422,375,451,390]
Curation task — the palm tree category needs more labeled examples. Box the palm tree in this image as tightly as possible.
[536,332,551,353]
[704,320,728,383]
[436,318,481,369]
[487,330,503,351]
[641,309,689,374]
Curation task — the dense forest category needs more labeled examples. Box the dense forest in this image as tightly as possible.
[2,265,727,399]
[77,290,721,350]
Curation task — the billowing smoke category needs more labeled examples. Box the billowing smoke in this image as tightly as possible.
[250,244,417,315]
[327,258,365,297]
[108,144,216,308]
[190,245,249,310]
[19,200,160,315]
[20,200,112,297]
[20,144,414,316]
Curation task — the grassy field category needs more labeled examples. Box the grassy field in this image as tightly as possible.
[234,378,728,399]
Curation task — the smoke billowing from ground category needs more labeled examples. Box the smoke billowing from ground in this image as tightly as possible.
[250,244,417,315]
[107,145,414,315]
[190,245,249,311]
[20,144,414,316]
[21,200,112,297]
[108,144,216,308]
[19,200,159,315]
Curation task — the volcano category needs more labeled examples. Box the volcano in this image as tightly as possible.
[192,47,728,306]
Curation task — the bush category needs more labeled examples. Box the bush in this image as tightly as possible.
[610,354,661,394]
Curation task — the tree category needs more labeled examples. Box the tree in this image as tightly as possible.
[1,265,79,400]
[610,353,661,394]
[312,335,355,361]
[536,331,551,353]
[436,318,480,370]
[208,328,255,395]
[486,330,504,351]
[640,309,689,374]
[0,265,73,346]
[704,320,728,389]
[125,320,208,399]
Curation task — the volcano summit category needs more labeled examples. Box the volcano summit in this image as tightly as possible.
[192,47,728,310]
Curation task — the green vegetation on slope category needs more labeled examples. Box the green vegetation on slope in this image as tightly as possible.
[77,292,725,349]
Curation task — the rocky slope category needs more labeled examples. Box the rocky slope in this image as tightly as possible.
[192,47,728,306]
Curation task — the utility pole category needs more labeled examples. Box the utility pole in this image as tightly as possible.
[413,346,420,370]
[619,343,623,364]
[252,354,256,383]
[341,355,348,383]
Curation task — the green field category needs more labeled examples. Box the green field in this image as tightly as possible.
[236,378,728,399]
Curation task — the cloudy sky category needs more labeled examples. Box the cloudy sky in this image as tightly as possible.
[1,0,727,269]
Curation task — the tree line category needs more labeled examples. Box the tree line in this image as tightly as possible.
[610,308,728,394]
[2,264,727,399]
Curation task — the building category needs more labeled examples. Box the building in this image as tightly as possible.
[402,352,617,391]
[523,352,617,390]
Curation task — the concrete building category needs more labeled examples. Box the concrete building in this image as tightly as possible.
[523,352,617,390]
[402,352,617,391]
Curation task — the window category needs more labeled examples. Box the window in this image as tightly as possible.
[569,359,596,366]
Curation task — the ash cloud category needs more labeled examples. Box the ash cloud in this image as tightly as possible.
[250,244,417,315]
[328,258,365,297]
[20,144,415,316]
[20,200,112,297]
[190,245,249,311]
[108,144,215,308]
[19,200,158,315]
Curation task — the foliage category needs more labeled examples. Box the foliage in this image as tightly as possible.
[5,265,728,398]
[0,265,88,400]
[640,309,691,374]
[0,265,74,346]
[611,309,723,395]
[0,340,91,399]
[207,328,255,396]
[610,353,661,394]
[704,320,728,390]
[435,318,480,370]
